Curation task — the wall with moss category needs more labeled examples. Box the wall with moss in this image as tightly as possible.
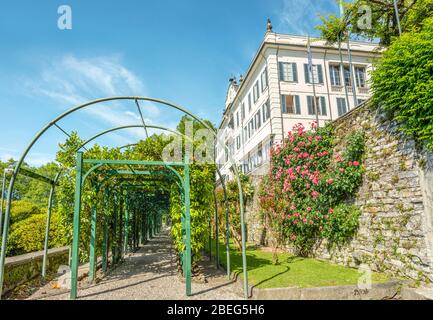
[313,103,433,284]
[2,246,69,296]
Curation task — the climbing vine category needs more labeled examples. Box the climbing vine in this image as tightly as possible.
[214,174,254,250]
[259,122,364,261]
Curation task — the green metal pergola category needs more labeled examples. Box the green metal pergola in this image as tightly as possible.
[0,96,249,299]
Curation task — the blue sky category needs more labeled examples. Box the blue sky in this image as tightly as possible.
[0,0,339,166]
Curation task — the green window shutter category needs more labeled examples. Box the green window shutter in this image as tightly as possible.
[317,65,324,84]
[320,97,327,115]
[266,100,271,119]
[295,95,301,114]
[281,95,286,113]
[292,63,298,82]
[279,62,285,81]
[307,96,313,115]
[304,64,310,83]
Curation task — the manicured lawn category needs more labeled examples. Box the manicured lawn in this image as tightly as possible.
[206,240,390,289]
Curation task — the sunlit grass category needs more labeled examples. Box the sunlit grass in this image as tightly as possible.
[206,240,390,289]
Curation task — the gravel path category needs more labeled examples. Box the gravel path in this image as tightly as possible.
[29,229,242,300]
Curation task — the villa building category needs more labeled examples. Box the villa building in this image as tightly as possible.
[215,20,381,182]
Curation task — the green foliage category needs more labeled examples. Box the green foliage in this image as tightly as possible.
[259,123,364,257]
[0,160,60,205]
[10,200,41,224]
[215,174,254,250]
[317,0,433,46]
[372,17,433,149]
[322,204,361,245]
[317,14,348,44]
[7,211,68,256]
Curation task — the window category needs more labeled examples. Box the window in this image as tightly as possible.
[281,95,301,114]
[241,103,245,120]
[262,100,271,122]
[253,81,260,103]
[261,68,268,92]
[355,66,366,88]
[307,96,327,116]
[257,142,263,166]
[343,65,352,87]
[304,64,323,84]
[228,116,234,129]
[248,93,252,112]
[337,98,347,116]
[243,126,247,143]
[255,111,261,130]
[236,111,240,128]
[357,99,366,106]
[236,135,241,150]
[329,65,341,86]
[279,62,298,82]
[248,119,254,139]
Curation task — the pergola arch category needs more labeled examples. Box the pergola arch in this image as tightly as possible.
[0,96,248,299]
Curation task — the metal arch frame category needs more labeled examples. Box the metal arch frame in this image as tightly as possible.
[84,169,178,284]
[0,96,248,299]
[91,124,232,276]
[116,125,232,276]
[70,153,192,300]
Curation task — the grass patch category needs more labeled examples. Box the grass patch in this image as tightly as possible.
[205,240,390,289]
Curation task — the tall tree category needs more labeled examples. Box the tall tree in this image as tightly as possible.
[317,0,433,46]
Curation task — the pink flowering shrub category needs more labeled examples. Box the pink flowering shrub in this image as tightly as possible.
[259,122,364,259]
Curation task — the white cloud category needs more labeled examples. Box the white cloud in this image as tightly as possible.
[25,55,161,140]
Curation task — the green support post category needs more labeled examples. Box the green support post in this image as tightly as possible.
[123,196,129,255]
[208,217,212,261]
[184,155,192,296]
[102,189,109,272]
[224,196,230,278]
[88,195,98,283]
[42,173,60,278]
[112,193,118,265]
[70,152,83,300]
[213,191,220,269]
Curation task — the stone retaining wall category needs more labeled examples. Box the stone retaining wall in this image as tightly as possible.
[246,103,433,283]
[2,246,69,296]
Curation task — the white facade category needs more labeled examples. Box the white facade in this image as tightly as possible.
[216,31,381,182]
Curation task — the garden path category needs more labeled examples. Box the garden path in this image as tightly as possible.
[28,229,242,300]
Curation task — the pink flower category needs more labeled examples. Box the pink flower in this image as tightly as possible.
[353,161,360,166]
[328,208,334,214]
[309,220,314,225]
[307,207,312,212]
[349,161,353,166]
[335,154,343,163]
[326,178,334,185]
[311,191,319,199]
[303,218,308,223]
[339,168,345,173]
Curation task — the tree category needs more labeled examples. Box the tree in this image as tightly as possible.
[372,17,433,149]
[317,0,433,46]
